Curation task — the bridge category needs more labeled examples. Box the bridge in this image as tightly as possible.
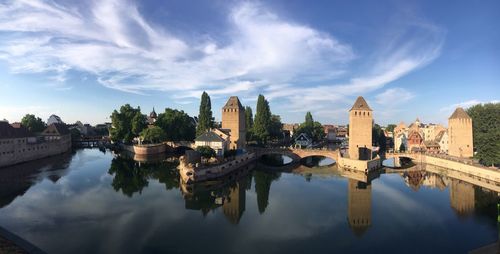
[249,147,340,164]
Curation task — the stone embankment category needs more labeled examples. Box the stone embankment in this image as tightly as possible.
[179,152,256,183]
[122,143,166,155]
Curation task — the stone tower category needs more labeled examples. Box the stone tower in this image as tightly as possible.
[222,96,246,150]
[448,107,473,158]
[348,96,373,160]
[347,179,371,236]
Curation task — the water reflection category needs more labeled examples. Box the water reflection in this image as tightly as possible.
[0,149,498,254]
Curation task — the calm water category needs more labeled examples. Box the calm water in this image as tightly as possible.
[0,149,498,254]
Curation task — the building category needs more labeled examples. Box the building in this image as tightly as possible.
[294,133,312,148]
[47,114,64,125]
[422,124,446,141]
[394,133,407,152]
[448,107,473,158]
[194,130,229,157]
[336,125,348,138]
[394,122,407,137]
[348,96,373,160]
[347,179,371,236]
[407,130,423,152]
[283,123,299,136]
[222,96,246,150]
[323,124,337,141]
[435,130,448,153]
[0,122,71,168]
[147,108,158,125]
[423,140,440,154]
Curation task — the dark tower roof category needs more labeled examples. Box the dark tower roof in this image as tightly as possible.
[150,107,157,118]
[223,96,243,110]
[449,107,471,120]
[350,96,372,111]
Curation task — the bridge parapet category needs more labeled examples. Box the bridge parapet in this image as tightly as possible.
[250,147,339,163]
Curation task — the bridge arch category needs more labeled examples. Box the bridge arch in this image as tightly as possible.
[252,148,339,167]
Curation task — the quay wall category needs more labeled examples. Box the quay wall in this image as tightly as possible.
[423,155,500,182]
[0,135,71,168]
[338,156,381,172]
[180,152,256,183]
[122,143,166,155]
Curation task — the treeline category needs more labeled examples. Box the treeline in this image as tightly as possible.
[467,103,499,167]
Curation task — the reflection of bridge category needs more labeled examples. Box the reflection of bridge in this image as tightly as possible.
[250,147,339,163]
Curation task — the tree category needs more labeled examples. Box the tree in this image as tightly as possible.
[245,106,254,141]
[155,108,196,141]
[467,103,500,166]
[110,104,145,144]
[253,94,272,144]
[399,143,406,152]
[269,115,283,141]
[21,114,46,133]
[196,91,214,135]
[372,124,387,153]
[196,146,216,159]
[70,128,81,141]
[140,126,166,144]
[294,112,325,142]
[386,124,397,133]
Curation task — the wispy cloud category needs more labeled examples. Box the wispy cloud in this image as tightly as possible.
[375,88,415,105]
[0,0,445,123]
[439,99,500,112]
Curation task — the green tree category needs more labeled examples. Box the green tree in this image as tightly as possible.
[386,124,397,133]
[110,104,145,144]
[70,128,81,141]
[196,91,214,135]
[269,115,283,141]
[294,112,325,142]
[196,146,216,159]
[155,108,196,141]
[140,126,166,144]
[245,106,254,142]
[21,114,46,133]
[253,94,272,144]
[467,103,500,166]
[399,143,406,152]
[372,124,387,153]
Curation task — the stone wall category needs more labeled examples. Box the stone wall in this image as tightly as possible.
[122,143,166,155]
[424,155,500,182]
[338,157,381,172]
[0,135,71,168]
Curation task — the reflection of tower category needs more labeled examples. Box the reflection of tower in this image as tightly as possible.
[348,96,373,160]
[449,179,475,216]
[222,96,246,150]
[223,180,246,224]
[347,179,371,236]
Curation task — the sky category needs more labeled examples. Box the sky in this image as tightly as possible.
[0,0,499,126]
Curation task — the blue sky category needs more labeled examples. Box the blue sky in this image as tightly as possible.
[0,0,498,125]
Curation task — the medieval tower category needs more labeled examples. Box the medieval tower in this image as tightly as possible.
[348,96,373,160]
[222,96,246,150]
[448,107,473,158]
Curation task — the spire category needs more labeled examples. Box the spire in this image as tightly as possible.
[449,107,471,119]
[350,96,372,111]
[223,96,243,110]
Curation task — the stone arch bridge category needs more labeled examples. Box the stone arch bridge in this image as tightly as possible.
[250,147,340,164]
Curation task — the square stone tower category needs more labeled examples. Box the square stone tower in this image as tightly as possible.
[222,96,246,150]
[448,107,473,158]
[348,96,373,160]
[347,179,371,236]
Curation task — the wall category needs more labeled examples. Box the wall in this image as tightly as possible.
[123,143,166,155]
[338,156,381,172]
[424,155,500,182]
[0,135,71,168]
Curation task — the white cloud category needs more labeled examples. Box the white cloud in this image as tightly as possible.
[439,99,499,112]
[375,88,415,105]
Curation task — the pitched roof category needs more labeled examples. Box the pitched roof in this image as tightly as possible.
[435,130,446,142]
[0,122,33,139]
[350,96,372,111]
[195,131,226,142]
[42,123,70,135]
[423,140,440,147]
[449,107,471,119]
[223,96,243,110]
